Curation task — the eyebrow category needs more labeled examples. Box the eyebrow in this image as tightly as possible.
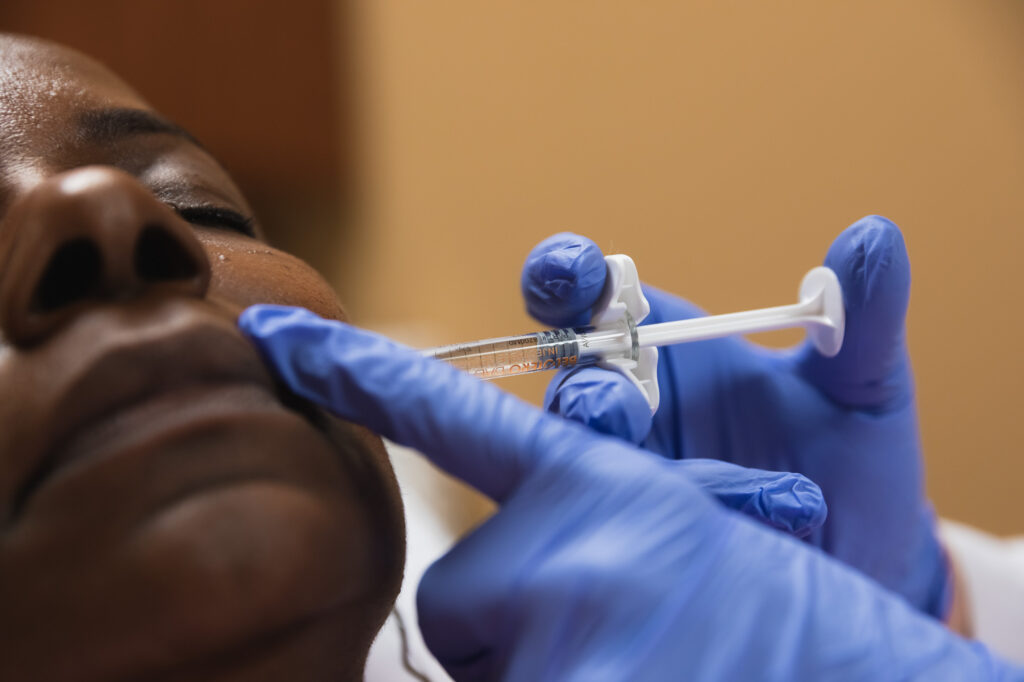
[76,108,202,148]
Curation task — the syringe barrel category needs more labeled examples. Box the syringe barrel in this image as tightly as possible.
[426,328,584,379]
[425,320,636,380]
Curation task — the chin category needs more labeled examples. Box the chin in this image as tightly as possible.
[0,404,405,682]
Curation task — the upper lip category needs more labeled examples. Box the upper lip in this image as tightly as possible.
[9,298,281,519]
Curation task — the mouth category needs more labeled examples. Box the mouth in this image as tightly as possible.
[9,298,318,520]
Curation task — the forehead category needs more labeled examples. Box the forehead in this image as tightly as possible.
[0,35,146,114]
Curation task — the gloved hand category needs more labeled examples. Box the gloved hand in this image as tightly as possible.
[520,216,951,618]
[239,305,1017,682]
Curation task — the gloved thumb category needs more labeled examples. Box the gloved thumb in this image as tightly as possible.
[676,459,827,538]
[798,216,913,411]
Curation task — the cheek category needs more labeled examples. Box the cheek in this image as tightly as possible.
[201,236,347,321]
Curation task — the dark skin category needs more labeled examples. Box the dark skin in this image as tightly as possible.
[0,35,405,681]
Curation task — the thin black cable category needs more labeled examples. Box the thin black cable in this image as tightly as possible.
[391,607,433,682]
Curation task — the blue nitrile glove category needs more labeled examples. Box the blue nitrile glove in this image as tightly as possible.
[239,305,1020,682]
[520,217,951,619]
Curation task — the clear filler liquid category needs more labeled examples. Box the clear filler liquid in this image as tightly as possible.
[425,323,635,379]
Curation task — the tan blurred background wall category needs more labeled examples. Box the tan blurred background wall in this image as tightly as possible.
[347,1,1024,535]
[3,2,1022,534]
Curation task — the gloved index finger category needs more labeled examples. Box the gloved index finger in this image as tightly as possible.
[238,304,585,503]
[521,232,608,328]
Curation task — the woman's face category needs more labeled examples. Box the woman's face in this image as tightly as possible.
[0,35,404,681]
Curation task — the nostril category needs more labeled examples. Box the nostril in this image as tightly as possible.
[134,225,201,283]
[30,239,104,313]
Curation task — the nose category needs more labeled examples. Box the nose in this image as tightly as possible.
[0,166,211,346]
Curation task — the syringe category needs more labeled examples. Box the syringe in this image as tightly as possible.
[426,321,636,379]
[424,260,844,410]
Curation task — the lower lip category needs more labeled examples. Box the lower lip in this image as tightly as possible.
[62,382,283,464]
[26,383,295,510]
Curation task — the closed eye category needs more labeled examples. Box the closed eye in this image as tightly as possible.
[173,206,256,237]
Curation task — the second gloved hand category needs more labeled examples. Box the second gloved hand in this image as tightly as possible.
[520,216,950,618]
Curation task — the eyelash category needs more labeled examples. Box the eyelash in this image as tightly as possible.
[173,206,256,237]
